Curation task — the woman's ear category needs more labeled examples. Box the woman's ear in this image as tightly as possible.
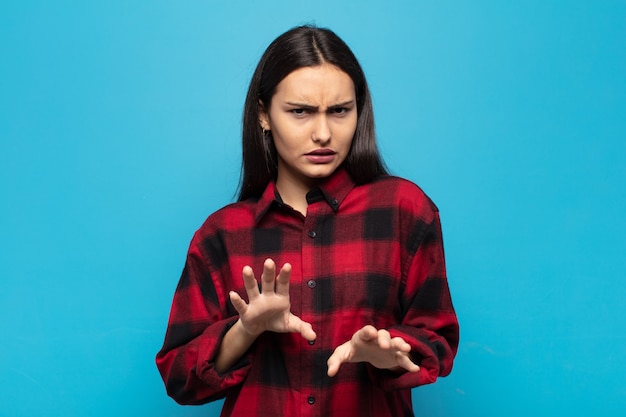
[258,100,271,131]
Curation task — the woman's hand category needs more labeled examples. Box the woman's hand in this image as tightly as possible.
[229,258,316,341]
[327,325,420,377]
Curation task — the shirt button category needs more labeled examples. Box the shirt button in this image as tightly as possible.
[308,230,317,238]
[307,395,315,405]
[307,280,316,289]
[331,198,338,206]
[308,339,316,345]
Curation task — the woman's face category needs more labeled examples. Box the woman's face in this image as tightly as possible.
[259,64,357,191]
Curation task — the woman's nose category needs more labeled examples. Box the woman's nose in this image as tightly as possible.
[312,115,331,144]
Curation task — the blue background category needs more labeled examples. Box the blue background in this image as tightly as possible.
[1,1,625,416]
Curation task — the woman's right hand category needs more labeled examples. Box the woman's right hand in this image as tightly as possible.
[229,258,317,341]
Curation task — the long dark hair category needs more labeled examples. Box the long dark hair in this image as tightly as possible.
[237,25,388,201]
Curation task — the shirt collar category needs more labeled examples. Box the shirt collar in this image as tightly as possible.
[254,168,355,223]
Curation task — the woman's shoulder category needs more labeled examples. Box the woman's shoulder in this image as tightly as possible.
[194,199,259,236]
[366,175,439,213]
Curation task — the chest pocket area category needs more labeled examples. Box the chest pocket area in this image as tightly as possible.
[314,272,400,330]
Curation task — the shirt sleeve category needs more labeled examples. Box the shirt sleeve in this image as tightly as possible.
[370,207,460,391]
[155,233,252,405]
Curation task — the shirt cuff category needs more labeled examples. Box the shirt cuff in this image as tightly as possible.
[195,316,254,394]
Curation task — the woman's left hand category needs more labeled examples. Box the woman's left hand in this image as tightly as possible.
[327,325,420,377]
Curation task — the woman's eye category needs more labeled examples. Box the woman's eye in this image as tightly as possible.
[291,108,308,116]
[330,107,348,115]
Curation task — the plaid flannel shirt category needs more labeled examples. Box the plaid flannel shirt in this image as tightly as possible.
[156,168,459,417]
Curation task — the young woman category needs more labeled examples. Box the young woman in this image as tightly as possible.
[156,25,459,417]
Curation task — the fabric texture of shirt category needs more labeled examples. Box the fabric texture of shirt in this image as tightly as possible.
[156,169,459,417]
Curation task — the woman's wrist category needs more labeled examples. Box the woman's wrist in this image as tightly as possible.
[215,319,260,373]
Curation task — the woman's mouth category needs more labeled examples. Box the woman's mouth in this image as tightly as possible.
[305,149,337,164]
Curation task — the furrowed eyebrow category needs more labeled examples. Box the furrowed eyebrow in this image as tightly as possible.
[286,102,318,110]
[328,100,355,108]
[285,100,355,110]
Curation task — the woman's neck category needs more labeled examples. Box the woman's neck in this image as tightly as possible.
[276,175,318,217]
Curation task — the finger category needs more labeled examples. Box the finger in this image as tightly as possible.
[390,336,412,353]
[327,359,338,377]
[229,291,248,315]
[327,357,340,377]
[377,329,392,349]
[242,265,260,299]
[327,342,350,377]
[260,258,276,293]
[396,351,420,373]
[275,263,292,296]
[357,325,378,342]
[286,313,316,341]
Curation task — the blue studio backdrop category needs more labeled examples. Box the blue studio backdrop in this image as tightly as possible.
[1,1,625,416]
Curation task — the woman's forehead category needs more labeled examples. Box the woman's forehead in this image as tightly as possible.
[272,64,355,105]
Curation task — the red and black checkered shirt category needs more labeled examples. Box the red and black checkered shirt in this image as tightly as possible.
[156,168,459,416]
